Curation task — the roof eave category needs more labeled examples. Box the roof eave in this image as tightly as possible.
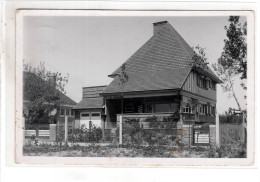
[192,67,223,84]
[101,88,181,97]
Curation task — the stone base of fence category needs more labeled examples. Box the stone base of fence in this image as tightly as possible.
[49,124,57,142]
[209,125,216,146]
[182,124,193,146]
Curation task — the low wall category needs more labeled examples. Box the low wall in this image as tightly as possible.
[209,125,216,146]
[49,124,57,141]
[24,130,50,137]
[182,125,193,146]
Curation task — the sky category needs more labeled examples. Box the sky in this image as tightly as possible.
[23,15,247,114]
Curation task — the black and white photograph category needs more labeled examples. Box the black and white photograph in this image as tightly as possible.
[14,10,254,165]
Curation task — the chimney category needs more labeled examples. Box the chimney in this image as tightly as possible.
[153,21,168,34]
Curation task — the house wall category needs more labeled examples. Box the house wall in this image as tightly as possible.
[83,86,107,99]
[182,71,216,101]
[74,108,103,129]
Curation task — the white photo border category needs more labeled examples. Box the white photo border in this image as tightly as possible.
[14,9,255,166]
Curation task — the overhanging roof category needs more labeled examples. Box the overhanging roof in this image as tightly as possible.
[102,67,191,95]
[104,21,222,95]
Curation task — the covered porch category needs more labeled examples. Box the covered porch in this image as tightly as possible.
[103,92,181,129]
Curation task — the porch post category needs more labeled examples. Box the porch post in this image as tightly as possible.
[119,115,123,144]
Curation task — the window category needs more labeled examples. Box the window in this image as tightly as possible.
[212,81,216,90]
[91,113,100,117]
[203,105,207,114]
[182,106,190,113]
[125,104,134,113]
[146,104,153,113]
[202,79,208,89]
[71,110,74,116]
[211,106,216,115]
[199,104,210,115]
[60,109,65,116]
[197,74,208,89]
[197,74,202,87]
[66,109,70,116]
[81,113,90,117]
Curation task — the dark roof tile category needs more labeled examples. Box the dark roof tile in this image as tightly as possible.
[105,21,222,94]
[73,97,103,109]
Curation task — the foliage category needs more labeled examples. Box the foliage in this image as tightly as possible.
[23,62,69,125]
[221,16,247,80]
[191,45,209,69]
[23,144,246,158]
[59,127,103,143]
[187,98,199,112]
[207,144,246,158]
[118,63,129,86]
[145,115,178,129]
[212,16,247,111]
[146,116,161,128]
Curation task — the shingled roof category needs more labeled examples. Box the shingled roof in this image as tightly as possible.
[103,21,221,95]
[73,97,104,109]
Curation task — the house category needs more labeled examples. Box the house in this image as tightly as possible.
[100,21,222,145]
[73,86,107,129]
[23,71,77,129]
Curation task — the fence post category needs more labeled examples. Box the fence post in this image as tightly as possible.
[216,114,220,147]
[119,115,123,144]
[65,116,68,145]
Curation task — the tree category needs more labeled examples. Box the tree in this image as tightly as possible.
[212,16,247,111]
[23,62,69,127]
[191,45,209,69]
[221,16,247,80]
[212,58,241,111]
[116,63,129,114]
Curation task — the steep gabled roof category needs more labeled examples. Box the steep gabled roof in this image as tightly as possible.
[103,21,222,95]
[109,22,193,76]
